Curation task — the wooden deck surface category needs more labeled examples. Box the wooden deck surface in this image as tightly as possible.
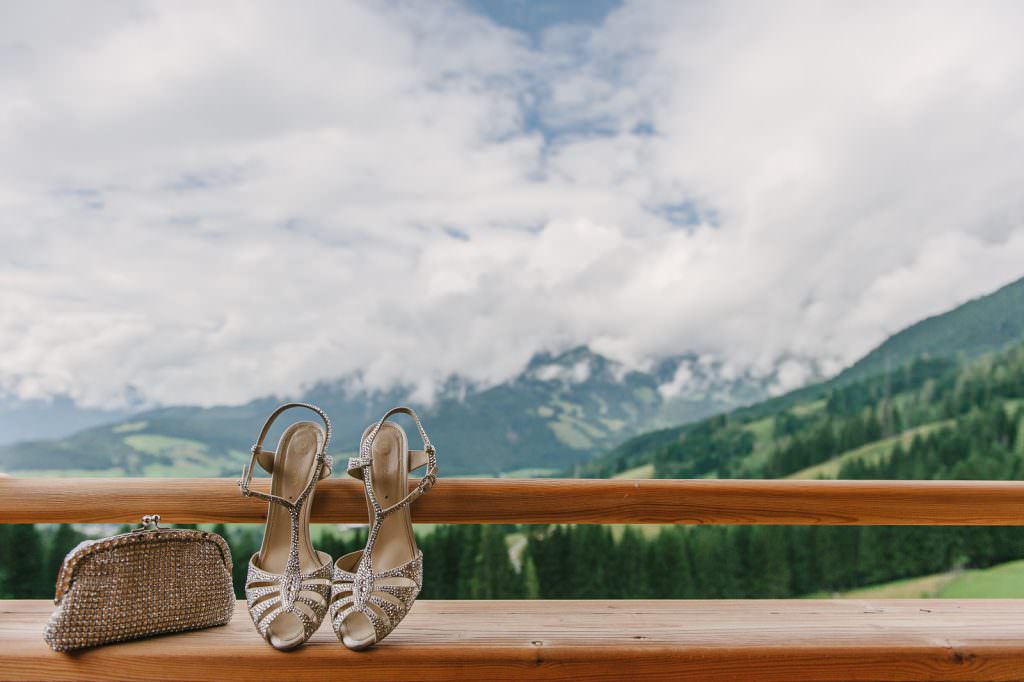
[4,476,1024,525]
[3,599,1024,681]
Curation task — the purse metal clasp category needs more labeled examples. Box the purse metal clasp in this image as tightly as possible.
[135,514,161,531]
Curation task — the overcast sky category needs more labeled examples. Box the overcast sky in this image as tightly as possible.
[2,0,1024,408]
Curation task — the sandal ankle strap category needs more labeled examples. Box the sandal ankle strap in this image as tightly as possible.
[238,402,333,507]
[347,406,438,516]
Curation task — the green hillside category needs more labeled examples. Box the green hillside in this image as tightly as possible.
[786,420,952,480]
[827,559,1024,599]
[588,343,1024,481]
[584,275,1024,479]
[838,276,1024,383]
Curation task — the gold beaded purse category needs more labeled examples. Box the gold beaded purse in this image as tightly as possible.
[44,515,235,651]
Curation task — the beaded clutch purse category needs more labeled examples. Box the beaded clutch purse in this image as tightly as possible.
[44,515,235,651]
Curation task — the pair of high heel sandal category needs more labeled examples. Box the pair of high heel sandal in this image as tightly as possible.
[238,403,437,651]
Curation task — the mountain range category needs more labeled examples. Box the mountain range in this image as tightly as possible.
[2,275,1023,478]
[0,396,133,447]
[0,347,782,477]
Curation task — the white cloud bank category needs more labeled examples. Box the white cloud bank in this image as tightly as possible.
[1,0,1023,408]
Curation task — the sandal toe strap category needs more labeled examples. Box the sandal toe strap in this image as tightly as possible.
[329,551,423,644]
[245,559,332,646]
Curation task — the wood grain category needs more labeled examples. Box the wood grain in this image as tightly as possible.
[2,477,1024,525]
[3,599,1024,681]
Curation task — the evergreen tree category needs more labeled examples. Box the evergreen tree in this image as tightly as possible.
[4,525,48,598]
[46,524,84,587]
[528,525,569,599]
[228,527,260,598]
[470,525,521,599]
[521,552,541,599]
[748,527,791,597]
[0,525,9,598]
[617,527,650,598]
[456,525,482,598]
[647,527,692,598]
[571,525,615,597]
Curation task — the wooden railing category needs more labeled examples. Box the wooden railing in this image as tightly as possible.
[3,476,1024,525]
[3,476,1024,681]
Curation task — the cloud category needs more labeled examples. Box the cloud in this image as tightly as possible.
[1,0,1023,408]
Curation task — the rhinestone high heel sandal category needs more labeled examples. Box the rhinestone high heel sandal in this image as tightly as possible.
[330,407,438,649]
[238,403,334,650]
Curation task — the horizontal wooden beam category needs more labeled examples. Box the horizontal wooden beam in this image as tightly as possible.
[2,477,1024,525]
[5,599,1024,681]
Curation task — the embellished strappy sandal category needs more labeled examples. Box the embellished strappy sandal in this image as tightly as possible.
[330,407,438,650]
[238,403,334,650]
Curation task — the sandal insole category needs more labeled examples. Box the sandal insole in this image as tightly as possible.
[368,422,418,569]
